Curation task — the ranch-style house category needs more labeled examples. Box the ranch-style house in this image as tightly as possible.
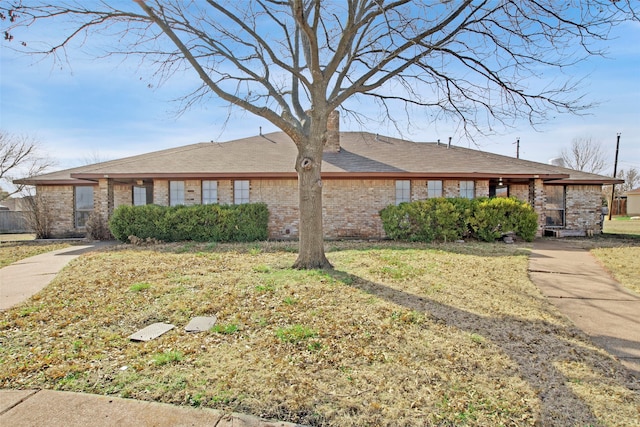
[16,114,621,240]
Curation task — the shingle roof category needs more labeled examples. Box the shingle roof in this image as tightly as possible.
[16,131,621,185]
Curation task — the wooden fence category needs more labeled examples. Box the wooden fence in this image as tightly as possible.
[610,198,627,216]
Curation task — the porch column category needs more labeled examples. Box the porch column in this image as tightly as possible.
[529,178,545,236]
[97,178,114,222]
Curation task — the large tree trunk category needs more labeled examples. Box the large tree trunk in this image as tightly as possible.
[293,132,332,270]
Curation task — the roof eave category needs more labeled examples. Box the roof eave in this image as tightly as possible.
[13,178,98,186]
[545,178,624,185]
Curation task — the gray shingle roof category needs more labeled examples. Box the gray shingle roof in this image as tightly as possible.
[16,131,621,184]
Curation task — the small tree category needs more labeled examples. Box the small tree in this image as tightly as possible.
[22,188,52,238]
[561,137,608,174]
[85,211,113,240]
[0,130,54,201]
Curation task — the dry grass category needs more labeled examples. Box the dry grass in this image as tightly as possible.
[0,241,71,268]
[1,240,638,426]
[603,217,640,236]
[590,246,640,295]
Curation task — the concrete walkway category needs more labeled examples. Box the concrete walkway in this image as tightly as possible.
[0,389,297,427]
[528,239,640,378]
[0,243,302,427]
[0,242,113,311]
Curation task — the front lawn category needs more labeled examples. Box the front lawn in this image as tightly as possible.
[590,246,640,295]
[603,217,640,236]
[1,241,638,426]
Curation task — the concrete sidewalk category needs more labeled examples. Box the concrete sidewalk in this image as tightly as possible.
[0,243,302,427]
[0,390,298,427]
[528,238,640,378]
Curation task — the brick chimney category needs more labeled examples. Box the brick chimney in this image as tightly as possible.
[324,110,340,152]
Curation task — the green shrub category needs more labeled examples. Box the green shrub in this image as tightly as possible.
[109,203,269,243]
[379,203,412,240]
[381,198,468,243]
[448,197,476,239]
[469,197,504,242]
[510,201,538,242]
[469,197,538,242]
[430,198,465,241]
[380,197,538,242]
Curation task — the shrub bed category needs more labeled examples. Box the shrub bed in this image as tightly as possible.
[380,197,537,242]
[109,203,269,243]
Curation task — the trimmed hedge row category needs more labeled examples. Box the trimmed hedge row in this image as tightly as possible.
[380,197,538,242]
[109,203,269,243]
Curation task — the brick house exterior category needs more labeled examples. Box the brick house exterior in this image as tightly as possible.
[16,115,622,239]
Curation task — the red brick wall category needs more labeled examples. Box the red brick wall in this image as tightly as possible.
[114,184,132,209]
[510,184,529,201]
[323,179,391,239]
[564,185,603,233]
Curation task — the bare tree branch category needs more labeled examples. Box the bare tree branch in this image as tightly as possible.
[561,137,609,174]
[616,167,640,194]
[0,130,54,201]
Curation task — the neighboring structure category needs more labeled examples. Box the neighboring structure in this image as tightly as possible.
[0,197,31,212]
[626,188,640,216]
[15,117,622,239]
[0,197,32,234]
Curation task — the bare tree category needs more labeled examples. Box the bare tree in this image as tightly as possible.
[22,188,52,238]
[0,130,53,201]
[617,167,640,195]
[2,2,638,268]
[561,137,609,174]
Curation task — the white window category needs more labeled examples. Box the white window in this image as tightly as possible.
[75,186,94,228]
[395,180,411,205]
[133,186,147,206]
[202,180,218,204]
[427,180,443,198]
[234,180,250,204]
[170,181,185,206]
[460,180,475,199]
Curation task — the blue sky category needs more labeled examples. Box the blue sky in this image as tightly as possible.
[1,15,639,181]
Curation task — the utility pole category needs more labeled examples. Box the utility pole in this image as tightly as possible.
[513,137,520,159]
[608,133,621,221]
